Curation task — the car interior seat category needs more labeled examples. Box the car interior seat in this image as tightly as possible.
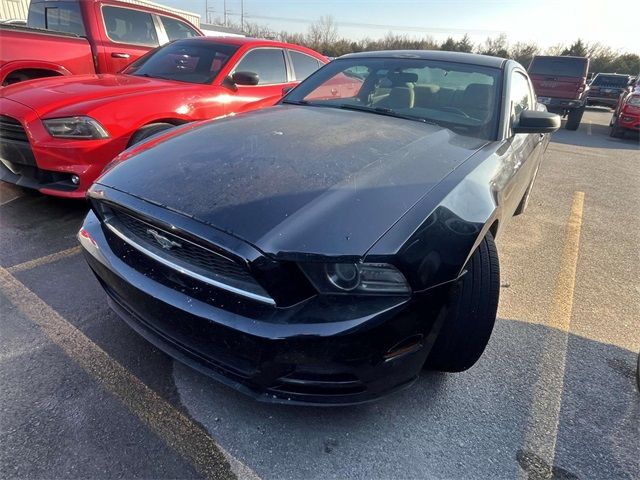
[374,72,418,109]
[459,83,494,121]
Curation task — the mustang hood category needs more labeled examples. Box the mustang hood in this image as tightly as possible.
[98,106,486,257]
[2,74,196,117]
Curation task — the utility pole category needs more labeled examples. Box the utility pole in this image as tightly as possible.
[240,0,244,32]
[223,0,227,26]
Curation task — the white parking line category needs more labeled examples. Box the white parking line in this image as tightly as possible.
[7,246,82,274]
[0,266,260,480]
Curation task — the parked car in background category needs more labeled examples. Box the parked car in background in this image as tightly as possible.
[0,37,328,198]
[610,84,640,138]
[587,73,633,109]
[528,55,589,130]
[79,50,560,405]
[0,0,202,86]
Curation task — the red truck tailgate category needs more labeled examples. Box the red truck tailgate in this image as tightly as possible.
[530,74,583,99]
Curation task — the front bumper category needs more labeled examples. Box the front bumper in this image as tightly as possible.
[586,95,619,107]
[537,96,584,112]
[617,112,640,131]
[79,210,450,405]
[0,98,126,198]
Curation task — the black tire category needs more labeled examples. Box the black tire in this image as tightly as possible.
[425,233,500,372]
[128,122,175,147]
[565,107,584,131]
[609,117,625,138]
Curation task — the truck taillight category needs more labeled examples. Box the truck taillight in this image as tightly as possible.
[577,77,587,93]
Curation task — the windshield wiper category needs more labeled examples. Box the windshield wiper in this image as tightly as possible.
[131,72,173,81]
[281,99,311,106]
[337,104,434,125]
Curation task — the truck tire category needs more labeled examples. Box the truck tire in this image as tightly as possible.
[425,233,500,372]
[565,107,584,131]
[128,123,175,147]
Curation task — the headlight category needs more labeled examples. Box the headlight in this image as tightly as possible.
[300,262,411,295]
[43,116,109,139]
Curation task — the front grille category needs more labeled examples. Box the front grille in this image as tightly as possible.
[114,209,252,282]
[271,372,366,396]
[104,206,274,304]
[0,115,28,143]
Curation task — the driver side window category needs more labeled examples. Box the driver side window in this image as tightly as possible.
[510,72,533,121]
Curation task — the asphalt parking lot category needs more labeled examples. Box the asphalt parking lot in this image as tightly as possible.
[1,108,638,479]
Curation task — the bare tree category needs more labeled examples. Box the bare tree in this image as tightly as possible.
[545,44,565,56]
[307,15,339,50]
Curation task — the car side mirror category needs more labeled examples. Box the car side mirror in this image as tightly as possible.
[513,110,561,134]
[230,71,259,86]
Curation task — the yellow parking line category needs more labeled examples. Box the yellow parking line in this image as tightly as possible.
[0,266,260,480]
[523,191,585,470]
[7,246,83,274]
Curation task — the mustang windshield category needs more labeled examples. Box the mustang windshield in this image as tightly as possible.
[284,57,501,140]
[124,41,238,84]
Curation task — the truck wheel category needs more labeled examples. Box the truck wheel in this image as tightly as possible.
[565,107,584,131]
[609,116,625,138]
[425,233,500,372]
[128,123,175,147]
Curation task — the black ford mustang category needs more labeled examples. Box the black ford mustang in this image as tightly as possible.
[79,50,560,405]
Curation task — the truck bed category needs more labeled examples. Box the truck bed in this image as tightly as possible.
[0,24,94,84]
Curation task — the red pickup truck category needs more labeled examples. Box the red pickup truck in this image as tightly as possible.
[528,55,590,131]
[0,0,201,86]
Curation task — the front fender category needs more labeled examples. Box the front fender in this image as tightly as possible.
[365,143,508,292]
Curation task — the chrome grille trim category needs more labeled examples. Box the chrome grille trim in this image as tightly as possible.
[104,221,276,306]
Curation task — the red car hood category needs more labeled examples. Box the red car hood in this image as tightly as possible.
[2,74,196,117]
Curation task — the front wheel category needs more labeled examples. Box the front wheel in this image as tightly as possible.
[565,107,584,131]
[425,233,500,372]
[609,117,625,138]
[128,122,176,147]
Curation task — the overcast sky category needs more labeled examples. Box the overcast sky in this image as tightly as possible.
[159,0,636,53]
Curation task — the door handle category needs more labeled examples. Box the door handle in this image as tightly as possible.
[111,52,130,59]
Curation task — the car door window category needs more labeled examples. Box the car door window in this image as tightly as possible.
[290,50,321,81]
[234,49,287,85]
[103,6,158,46]
[160,16,199,41]
[510,72,533,121]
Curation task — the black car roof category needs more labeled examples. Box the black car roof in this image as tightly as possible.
[338,50,507,69]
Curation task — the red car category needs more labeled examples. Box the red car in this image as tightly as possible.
[0,37,327,198]
[610,78,640,138]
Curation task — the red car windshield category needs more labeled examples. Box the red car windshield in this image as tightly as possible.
[124,40,239,84]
